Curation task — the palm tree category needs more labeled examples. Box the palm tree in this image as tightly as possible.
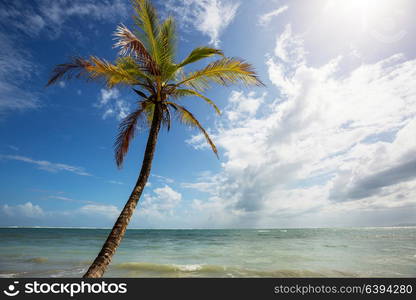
[47,0,263,278]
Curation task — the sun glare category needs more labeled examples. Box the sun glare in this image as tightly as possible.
[322,0,408,43]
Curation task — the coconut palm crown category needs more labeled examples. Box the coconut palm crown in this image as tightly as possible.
[47,0,263,278]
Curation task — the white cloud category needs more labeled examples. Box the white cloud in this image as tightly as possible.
[0,0,129,38]
[2,202,44,218]
[139,185,182,218]
[99,89,120,106]
[185,24,416,227]
[0,155,91,176]
[0,33,39,116]
[108,180,124,185]
[186,133,211,151]
[151,174,175,184]
[225,91,266,123]
[96,88,130,120]
[0,202,120,226]
[258,5,288,27]
[47,195,97,205]
[186,90,266,151]
[273,24,305,65]
[0,0,129,118]
[79,204,120,219]
[0,81,39,116]
[42,0,128,24]
[163,0,240,46]
[7,145,19,151]
[115,100,130,120]
[0,4,46,36]
[102,108,115,119]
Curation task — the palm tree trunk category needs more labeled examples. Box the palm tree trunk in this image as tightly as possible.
[83,104,162,278]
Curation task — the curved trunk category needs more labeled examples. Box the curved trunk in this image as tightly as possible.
[83,104,162,278]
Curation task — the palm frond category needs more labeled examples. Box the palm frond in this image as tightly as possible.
[115,56,154,84]
[114,101,149,168]
[113,24,151,58]
[88,56,141,88]
[47,57,92,86]
[157,17,176,67]
[167,102,218,157]
[161,104,171,131]
[113,24,159,75]
[170,88,221,115]
[132,88,148,99]
[144,101,155,126]
[177,47,223,68]
[132,0,161,65]
[47,56,150,89]
[177,57,264,91]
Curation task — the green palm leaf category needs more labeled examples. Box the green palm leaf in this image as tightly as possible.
[47,56,141,88]
[157,17,176,66]
[177,46,223,68]
[167,102,218,157]
[177,57,264,91]
[170,88,221,115]
[88,56,141,88]
[132,0,161,66]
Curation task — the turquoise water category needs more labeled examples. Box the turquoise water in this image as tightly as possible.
[0,227,415,277]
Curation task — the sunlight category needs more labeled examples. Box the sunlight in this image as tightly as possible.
[322,0,408,43]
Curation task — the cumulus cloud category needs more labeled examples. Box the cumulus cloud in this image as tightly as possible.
[139,185,182,218]
[258,5,288,27]
[1,202,44,218]
[0,193,186,228]
[0,201,120,227]
[185,24,416,227]
[225,91,266,123]
[163,0,240,46]
[96,88,130,121]
[151,174,175,184]
[0,154,91,176]
[79,204,120,219]
[329,119,416,202]
[346,159,416,199]
[273,24,306,66]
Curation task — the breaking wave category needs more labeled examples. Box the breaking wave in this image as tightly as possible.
[111,262,355,277]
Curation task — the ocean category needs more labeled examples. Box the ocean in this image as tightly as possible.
[0,227,415,278]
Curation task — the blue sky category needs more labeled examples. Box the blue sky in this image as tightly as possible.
[1,0,416,228]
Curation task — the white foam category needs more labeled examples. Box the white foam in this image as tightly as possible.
[0,272,28,278]
[175,264,203,272]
